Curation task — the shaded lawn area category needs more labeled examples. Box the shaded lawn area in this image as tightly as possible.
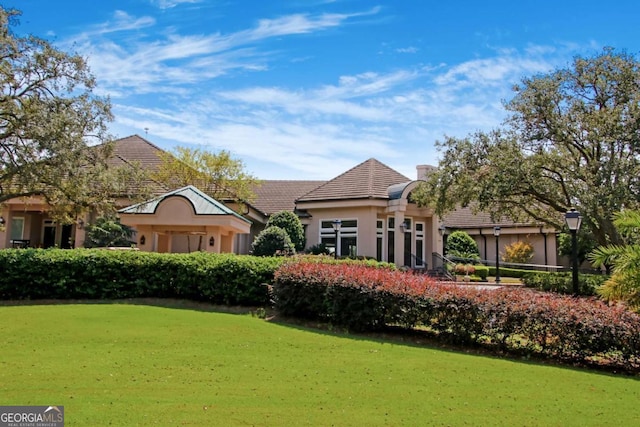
[1,302,639,426]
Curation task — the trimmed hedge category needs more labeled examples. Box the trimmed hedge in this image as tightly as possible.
[273,261,640,371]
[488,266,537,279]
[521,271,607,296]
[0,249,283,306]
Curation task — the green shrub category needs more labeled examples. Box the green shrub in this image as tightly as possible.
[251,226,295,256]
[472,265,489,281]
[446,231,480,261]
[521,271,607,296]
[265,211,306,251]
[488,266,535,279]
[307,243,331,255]
[0,249,283,305]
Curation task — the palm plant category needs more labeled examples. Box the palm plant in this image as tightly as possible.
[589,210,640,311]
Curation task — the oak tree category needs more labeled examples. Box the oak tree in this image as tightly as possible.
[415,48,640,247]
[0,7,122,223]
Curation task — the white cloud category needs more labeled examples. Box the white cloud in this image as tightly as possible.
[81,10,156,37]
[107,45,580,178]
[63,1,589,180]
[68,8,381,97]
[150,0,202,9]
[396,46,418,54]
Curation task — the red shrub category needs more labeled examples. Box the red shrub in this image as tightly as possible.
[273,261,640,371]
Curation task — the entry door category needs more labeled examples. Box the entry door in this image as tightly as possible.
[61,224,73,249]
[43,225,56,248]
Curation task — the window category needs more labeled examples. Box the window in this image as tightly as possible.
[415,222,425,268]
[387,217,395,263]
[10,217,24,240]
[320,219,357,257]
[376,220,384,261]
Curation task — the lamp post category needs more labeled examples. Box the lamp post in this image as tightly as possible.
[493,226,501,284]
[564,208,582,295]
[332,219,342,259]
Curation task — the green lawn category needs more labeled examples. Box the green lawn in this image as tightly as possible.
[1,303,639,426]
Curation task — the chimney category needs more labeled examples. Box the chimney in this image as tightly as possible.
[416,164,437,180]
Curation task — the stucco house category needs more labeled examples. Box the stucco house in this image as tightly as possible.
[0,134,559,269]
[0,135,250,255]
[442,207,558,268]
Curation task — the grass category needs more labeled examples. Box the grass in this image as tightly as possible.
[1,302,639,426]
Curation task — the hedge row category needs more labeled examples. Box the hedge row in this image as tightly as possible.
[273,261,640,371]
[0,249,283,306]
[521,271,607,296]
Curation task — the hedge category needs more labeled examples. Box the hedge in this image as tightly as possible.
[0,248,283,306]
[488,266,538,279]
[521,271,607,296]
[273,261,640,371]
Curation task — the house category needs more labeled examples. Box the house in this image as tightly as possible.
[118,185,251,253]
[292,158,438,268]
[442,206,558,267]
[0,135,247,254]
[0,134,559,269]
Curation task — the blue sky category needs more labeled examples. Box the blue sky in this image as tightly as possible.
[11,0,640,180]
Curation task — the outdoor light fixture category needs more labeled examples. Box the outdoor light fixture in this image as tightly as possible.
[139,235,146,245]
[493,226,501,284]
[438,224,446,236]
[332,219,342,259]
[565,208,582,295]
[209,236,215,247]
[0,216,4,226]
[399,220,409,233]
[77,218,85,229]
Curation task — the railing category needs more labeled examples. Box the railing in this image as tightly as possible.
[408,253,428,270]
[430,252,456,281]
[433,252,566,273]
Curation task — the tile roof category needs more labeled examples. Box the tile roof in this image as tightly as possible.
[443,206,537,229]
[107,134,169,195]
[250,180,326,215]
[109,134,166,170]
[297,158,411,202]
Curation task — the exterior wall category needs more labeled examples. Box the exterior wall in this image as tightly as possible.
[457,226,559,268]
[1,202,81,249]
[301,200,439,269]
[119,196,250,254]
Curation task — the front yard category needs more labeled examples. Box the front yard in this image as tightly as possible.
[1,303,639,426]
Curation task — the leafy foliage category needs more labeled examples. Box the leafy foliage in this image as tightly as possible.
[0,7,136,223]
[274,261,640,370]
[0,249,282,306]
[265,210,305,251]
[151,146,259,208]
[502,240,534,264]
[557,231,597,266]
[589,210,640,310]
[414,48,640,247]
[306,243,331,255]
[83,216,135,248]
[445,230,480,261]
[251,226,295,257]
[521,271,606,296]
